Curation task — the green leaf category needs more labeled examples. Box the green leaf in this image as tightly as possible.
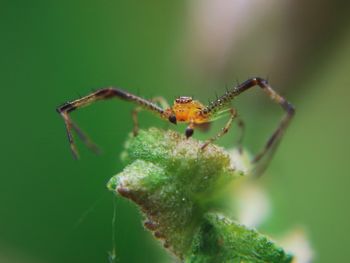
[107,128,293,262]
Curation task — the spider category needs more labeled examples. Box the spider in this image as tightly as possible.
[57,77,295,176]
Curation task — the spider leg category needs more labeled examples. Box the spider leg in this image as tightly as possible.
[132,96,170,136]
[68,115,101,155]
[195,122,211,132]
[132,107,142,137]
[232,78,295,176]
[59,111,100,158]
[57,87,166,158]
[150,96,170,109]
[60,112,80,159]
[201,108,237,149]
[235,117,245,154]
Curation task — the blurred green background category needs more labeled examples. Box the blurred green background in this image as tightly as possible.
[1,1,350,262]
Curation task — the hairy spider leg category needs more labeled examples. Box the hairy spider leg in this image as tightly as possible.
[132,96,170,136]
[202,77,295,176]
[235,117,245,154]
[201,108,237,149]
[57,88,166,159]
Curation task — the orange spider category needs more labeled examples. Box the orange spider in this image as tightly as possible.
[57,77,294,176]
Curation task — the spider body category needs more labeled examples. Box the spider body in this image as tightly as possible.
[57,77,294,176]
[167,97,209,124]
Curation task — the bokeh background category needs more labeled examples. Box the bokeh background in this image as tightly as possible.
[1,1,350,262]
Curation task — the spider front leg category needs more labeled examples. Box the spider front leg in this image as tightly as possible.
[201,108,237,149]
[58,110,101,158]
[132,96,170,136]
[203,78,295,176]
[57,87,166,158]
[233,78,295,176]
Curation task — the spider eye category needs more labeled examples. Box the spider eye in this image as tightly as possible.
[168,115,177,124]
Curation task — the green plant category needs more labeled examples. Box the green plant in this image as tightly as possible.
[107,128,293,262]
